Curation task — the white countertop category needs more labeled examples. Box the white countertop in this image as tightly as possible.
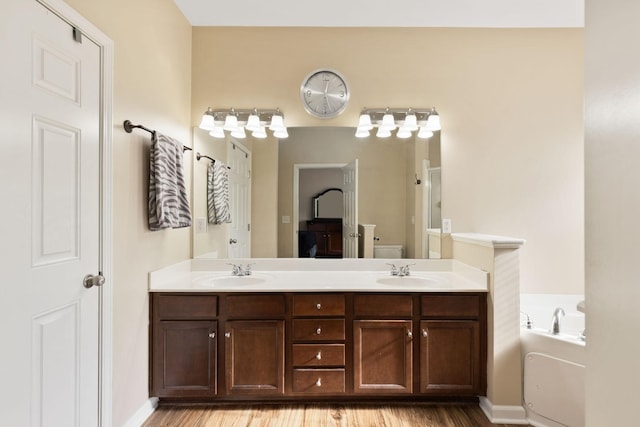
[149,258,489,293]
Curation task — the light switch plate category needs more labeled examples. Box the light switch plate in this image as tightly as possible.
[196,217,207,233]
[282,216,290,224]
[442,218,452,234]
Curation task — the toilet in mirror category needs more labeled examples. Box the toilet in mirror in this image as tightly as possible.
[191,126,442,260]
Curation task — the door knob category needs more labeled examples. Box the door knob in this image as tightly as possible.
[229,238,238,244]
[83,274,105,289]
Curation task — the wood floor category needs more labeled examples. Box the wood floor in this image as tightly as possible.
[142,404,531,427]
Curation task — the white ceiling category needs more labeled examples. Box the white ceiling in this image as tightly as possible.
[174,0,584,28]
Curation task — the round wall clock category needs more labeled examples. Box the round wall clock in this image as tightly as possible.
[300,69,350,118]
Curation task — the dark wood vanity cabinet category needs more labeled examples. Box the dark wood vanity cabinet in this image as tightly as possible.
[420,294,484,395]
[150,294,218,398]
[306,219,343,258]
[150,291,486,401]
[353,294,414,394]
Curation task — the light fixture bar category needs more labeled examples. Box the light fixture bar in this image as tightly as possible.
[355,106,440,139]
[199,107,288,139]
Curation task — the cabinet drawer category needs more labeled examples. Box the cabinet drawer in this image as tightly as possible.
[293,294,345,317]
[225,294,286,318]
[292,369,345,393]
[155,294,218,320]
[354,294,413,317]
[293,319,345,341]
[421,294,481,319]
[292,344,345,367]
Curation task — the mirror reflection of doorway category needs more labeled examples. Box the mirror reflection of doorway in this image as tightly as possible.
[293,162,358,258]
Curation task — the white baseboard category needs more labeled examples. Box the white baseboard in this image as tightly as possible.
[479,397,528,424]
[122,397,159,427]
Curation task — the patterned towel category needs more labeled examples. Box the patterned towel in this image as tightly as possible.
[207,161,231,224]
[148,132,192,230]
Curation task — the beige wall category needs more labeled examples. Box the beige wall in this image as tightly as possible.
[59,0,192,425]
[191,27,584,294]
[585,0,640,425]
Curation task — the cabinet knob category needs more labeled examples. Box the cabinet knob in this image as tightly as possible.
[315,327,322,335]
[316,303,322,310]
[407,330,413,339]
[225,332,231,338]
[422,330,428,338]
[209,332,216,339]
[316,378,322,387]
[316,351,322,360]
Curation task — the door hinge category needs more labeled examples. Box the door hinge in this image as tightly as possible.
[247,224,251,231]
[72,27,82,43]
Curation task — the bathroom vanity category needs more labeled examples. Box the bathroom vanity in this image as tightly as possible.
[148,259,488,403]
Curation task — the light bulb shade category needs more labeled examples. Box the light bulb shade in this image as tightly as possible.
[403,114,418,131]
[357,113,373,131]
[273,128,288,139]
[230,126,246,139]
[252,126,267,139]
[417,126,434,139]
[381,113,396,131]
[209,126,225,139]
[223,114,239,131]
[426,113,441,131]
[355,128,370,138]
[269,114,285,131]
[396,127,413,139]
[376,127,392,138]
[246,114,261,131]
[199,114,215,131]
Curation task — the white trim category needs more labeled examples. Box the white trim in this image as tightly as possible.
[479,397,528,425]
[121,398,159,427]
[451,232,526,249]
[35,1,114,426]
[292,163,347,257]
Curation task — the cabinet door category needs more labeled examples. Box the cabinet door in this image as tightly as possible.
[225,320,284,395]
[151,320,217,398]
[420,320,481,395]
[353,320,413,394]
[325,223,343,257]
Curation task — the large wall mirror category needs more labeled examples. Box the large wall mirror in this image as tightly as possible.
[191,126,442,259]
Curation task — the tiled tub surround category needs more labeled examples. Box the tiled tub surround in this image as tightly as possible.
[149,258,489,293]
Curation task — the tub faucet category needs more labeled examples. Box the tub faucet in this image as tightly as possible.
[551,307,565,335]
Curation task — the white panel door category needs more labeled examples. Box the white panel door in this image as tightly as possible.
[342,159,359,258]
[227,142,251,258]
[0,1,102,426]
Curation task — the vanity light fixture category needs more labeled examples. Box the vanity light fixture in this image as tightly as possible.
[355,107,440,139]
[198,107,289,139]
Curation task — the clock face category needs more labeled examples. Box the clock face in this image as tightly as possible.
[300,69,349,118]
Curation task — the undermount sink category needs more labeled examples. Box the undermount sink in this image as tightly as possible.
[376,276,440,287]
[196,274,269,287]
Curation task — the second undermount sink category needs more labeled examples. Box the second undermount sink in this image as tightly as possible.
[376,276,441,287]
[196,274,269,287]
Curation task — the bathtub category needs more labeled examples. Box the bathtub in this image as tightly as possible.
[520,294,586,427]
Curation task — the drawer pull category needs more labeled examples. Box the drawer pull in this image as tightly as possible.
[407,330,413,339]
[209,332,216,339]
[316,303,322,310]
[316,378,322,387]
[316,327,322,335]
[422,329,428,338]
[316,351,322,360]
[225,332,231,338]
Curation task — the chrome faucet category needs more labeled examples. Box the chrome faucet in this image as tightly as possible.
[228,263,254,276]
[551,307,565,335]
[387,263,415,276]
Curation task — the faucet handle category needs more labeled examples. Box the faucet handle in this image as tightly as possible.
[386,263,398,275]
